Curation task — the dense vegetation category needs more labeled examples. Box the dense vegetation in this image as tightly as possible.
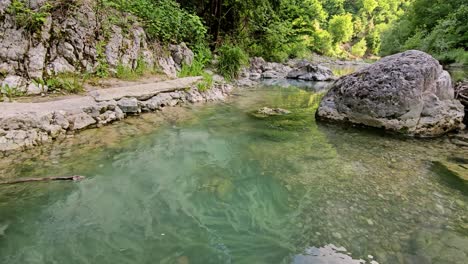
[100,0,468,70]
[106,0,410,60]
[381,0,468,65]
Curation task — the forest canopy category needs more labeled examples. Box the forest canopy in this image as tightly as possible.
[104,0,467,64]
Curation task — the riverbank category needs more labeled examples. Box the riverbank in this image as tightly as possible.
[0,77,233,153]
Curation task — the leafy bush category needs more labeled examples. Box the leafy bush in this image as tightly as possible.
[435,49,468,65]
[328,13,354,44]
[116,64,138,80]
[178,44,212,77]
[103,0,207,45]
[217,45,248,80]
[95,41,110,78]
[1,84,24,99]
[8,0,52,33]
[351,38,367,57]
[196,72,214,92]
[46,74,85,94]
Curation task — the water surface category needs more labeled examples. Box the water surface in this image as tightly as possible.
[0,84,467,264]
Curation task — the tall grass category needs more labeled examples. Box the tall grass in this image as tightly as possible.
[217,45,248,80]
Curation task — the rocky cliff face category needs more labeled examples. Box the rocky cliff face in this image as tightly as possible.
[0,0,193,95]
[316,50,465,137]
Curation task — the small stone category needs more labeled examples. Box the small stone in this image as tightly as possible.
[117,98,139,113]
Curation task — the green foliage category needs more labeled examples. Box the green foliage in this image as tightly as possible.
[178,45,213,77]
[115,64,138,80]
[328,13,354,44]
[1,84,24,99]
[217,45,248,80]
[351,38,367,57]
[8,0,52,33]
[46,74,85,94]
[95,41,110,78]
[103,0,206,45]
[380,0,468,65]
[196,72,214,92]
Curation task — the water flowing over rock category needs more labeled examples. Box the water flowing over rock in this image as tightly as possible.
[316,50,465,137]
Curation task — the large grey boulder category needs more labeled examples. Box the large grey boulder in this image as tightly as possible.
[316,50,465,137]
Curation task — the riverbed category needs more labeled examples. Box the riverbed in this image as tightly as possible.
[0,83,467,264]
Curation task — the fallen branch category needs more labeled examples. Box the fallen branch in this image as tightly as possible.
[0,175,86,185]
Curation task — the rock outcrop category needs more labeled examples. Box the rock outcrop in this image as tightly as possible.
[287,60,335,81]
[455,80,468,125]
[0,78,233,153]
[237,57,335,87]
[0,0,193,95]
[316,50,465,137]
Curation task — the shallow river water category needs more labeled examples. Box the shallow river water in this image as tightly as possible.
[0,84,467,264]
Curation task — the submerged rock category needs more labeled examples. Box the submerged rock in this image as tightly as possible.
[316,50,465,137]
[256,107,291,116]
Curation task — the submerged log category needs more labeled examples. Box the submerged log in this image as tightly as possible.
[0,175,86,185]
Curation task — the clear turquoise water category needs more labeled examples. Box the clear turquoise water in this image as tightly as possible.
[0,85,467,264]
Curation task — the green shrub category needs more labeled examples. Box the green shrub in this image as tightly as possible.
[217,45,248,80]
[8,0,52,33]
[103,0,207,45]
[328,13,354,44]
[1,84,24,99]
[309,28,334,56]
[351,38,367,57]
[178,44,212,77]
[95,41,110,78]
[196,72,214,92]
[46,74,85,94]
[116,64,138,80]
[435,49,468,65]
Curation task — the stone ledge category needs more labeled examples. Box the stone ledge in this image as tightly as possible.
[88,77,202,101]
[0,78,232,153]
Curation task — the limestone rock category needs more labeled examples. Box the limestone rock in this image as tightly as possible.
[27,43,47,79]
[256,107,291,116]
[158,57,177,78]
[106,26,123,67]
[250,57,266,73]
[68,112,96,130]
[455,81,468,125]
[26,83,47,95]
[316,50,465,137]
[47,57,76,75]
[1,75,26,92]
[287,62,334,81]
[170,43,194,67]
[117,97,140,113]
[0,0,11,15]
[143,93,172,111]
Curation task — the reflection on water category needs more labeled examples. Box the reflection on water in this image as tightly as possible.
[0,84,467,264]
